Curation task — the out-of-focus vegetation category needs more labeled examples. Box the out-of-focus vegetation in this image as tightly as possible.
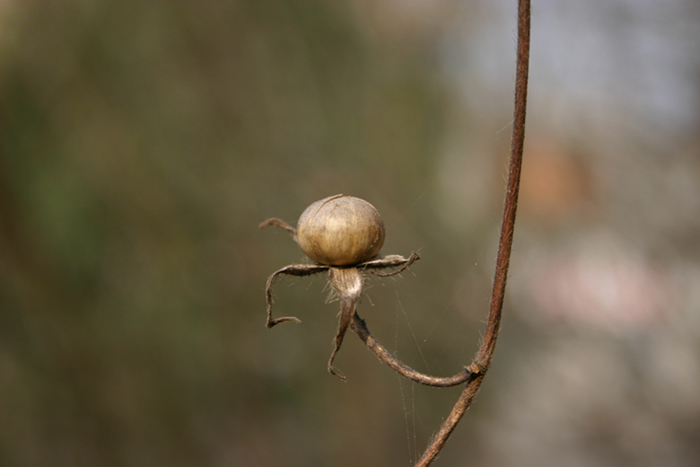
[1,1,699,466]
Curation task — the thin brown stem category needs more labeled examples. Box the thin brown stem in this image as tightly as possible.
[414,1,530,465]
[351,313,473,387]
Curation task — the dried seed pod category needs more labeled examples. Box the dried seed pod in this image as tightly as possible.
[261,194,419,379]
[296,194,385,266]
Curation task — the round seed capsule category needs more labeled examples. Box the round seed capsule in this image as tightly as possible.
[296,195,385,266]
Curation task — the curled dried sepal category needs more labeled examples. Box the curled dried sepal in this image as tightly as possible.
[361,251,420,277]
[265,263,328,327]
[258,218,297,236]
[262,252,420,379]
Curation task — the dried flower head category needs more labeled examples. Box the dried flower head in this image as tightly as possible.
[260,194,418,380]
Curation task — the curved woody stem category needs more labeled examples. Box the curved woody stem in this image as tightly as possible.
[415,2,530,464]
[346,1,531,464]
[351,313,473,387]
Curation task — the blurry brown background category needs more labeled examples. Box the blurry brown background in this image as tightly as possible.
[1,1,699,466]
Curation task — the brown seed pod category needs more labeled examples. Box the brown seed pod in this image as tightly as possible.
[296,194,385,266]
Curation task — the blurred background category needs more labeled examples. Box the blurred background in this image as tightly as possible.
[1,0,699,466]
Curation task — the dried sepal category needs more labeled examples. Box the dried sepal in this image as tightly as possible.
[326,267,363,380]
[361,251,420,277]
[259,218,297,235]
[265,263,328,328]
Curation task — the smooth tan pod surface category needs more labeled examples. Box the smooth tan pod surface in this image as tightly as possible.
[296,195,385,266]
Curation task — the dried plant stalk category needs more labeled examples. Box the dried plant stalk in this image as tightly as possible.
[261,0,530,462]
[412,1,530,465]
